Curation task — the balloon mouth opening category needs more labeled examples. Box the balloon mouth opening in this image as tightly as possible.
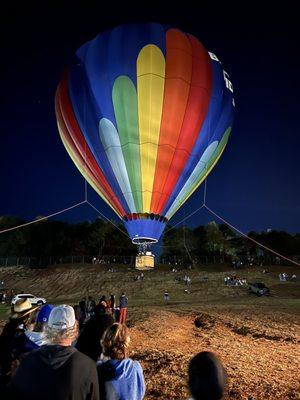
[132,237,158,245]
[123,213,169,224]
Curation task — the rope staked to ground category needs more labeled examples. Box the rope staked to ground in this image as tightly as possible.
[0,199,128,238]
[204,204,300,266]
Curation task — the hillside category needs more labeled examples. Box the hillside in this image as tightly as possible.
[0,263,299,399]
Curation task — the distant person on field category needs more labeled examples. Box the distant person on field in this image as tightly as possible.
[97,296,109,315]
[119,292,128,324]
[9,305,99,400]
[1,292,7,304]
[188,351,227,400]
[79,297,87,327]
[108,294,115,315]
[87,296,96,318]
[97,323,145,400]
[164,290,169,302]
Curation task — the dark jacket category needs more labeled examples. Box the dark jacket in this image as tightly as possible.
[97,358,145,400]
[8,345,99,400]
[76,313,114,361]
[119,295,128,309]
[0,319,25,384]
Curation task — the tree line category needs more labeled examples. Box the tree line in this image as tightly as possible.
[0,216,136,257]
[161,221,300,259]
[0,216,299,259]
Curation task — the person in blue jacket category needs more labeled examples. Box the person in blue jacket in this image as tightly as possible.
[22,304,54,352]
[97,323,145,400]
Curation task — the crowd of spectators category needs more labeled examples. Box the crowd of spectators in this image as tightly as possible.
[0,295,227,399]
[224,276,247,286]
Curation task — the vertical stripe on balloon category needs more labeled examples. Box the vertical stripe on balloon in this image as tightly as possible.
[155,34,213,214]
[150,29,193,213]
[99,118,137,212]
[137,44,165,212]
[112,76,142,212]
[55,83,124,216]
[166,128,231,219]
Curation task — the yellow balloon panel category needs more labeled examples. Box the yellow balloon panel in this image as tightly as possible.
[137,45,165,212]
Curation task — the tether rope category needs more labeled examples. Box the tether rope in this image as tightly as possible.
[0,200,87,234]
[204,205,300,266]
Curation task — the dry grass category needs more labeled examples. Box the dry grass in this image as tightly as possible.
[129,309,299,399]
[0,263,299,399]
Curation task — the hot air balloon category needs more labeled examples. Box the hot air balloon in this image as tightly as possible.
[55,23,234,260]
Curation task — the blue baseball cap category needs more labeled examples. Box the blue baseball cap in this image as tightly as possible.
[37,304,54,323]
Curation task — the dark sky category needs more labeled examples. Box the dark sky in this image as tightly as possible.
[1,2,299,234]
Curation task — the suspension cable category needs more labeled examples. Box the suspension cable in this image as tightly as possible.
[164,204,205,234]
[86,201,129,238]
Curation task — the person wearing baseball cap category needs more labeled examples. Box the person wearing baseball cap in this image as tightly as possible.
[21,304,54,354]
[8,305,99,400]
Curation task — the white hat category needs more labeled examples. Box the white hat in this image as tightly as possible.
[48,305,75,330]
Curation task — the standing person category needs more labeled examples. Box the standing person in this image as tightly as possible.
[8,289,14,304]
[8,305,99,400]
[79,297,87,328]
[108,294,115,315]
[87,296,96,318]
[164,290,169,302]
[0,299,39,385]
[76,307,114,361]
[20,304,54,355]
[188,351,227,400]
[97,323,145,400]
[97,296,108,315]
[1,292,7,304]
[119,292,128,324]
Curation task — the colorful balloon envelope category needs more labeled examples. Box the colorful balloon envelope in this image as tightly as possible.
[55,23,235,244]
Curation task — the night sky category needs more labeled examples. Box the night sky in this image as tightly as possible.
[1,2,299,235]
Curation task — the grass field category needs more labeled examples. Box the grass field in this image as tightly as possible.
[1,263,299,399]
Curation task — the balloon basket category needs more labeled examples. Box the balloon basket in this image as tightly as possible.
[135,254,154,270]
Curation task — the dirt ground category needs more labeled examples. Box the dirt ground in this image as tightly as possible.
[0,263,299,399]
[129,308,299,399]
